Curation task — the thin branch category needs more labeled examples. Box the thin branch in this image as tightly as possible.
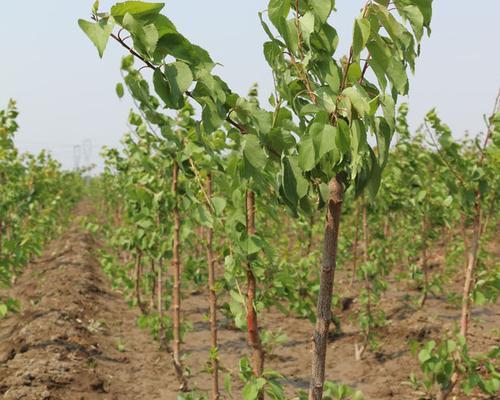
[424,121,468,189]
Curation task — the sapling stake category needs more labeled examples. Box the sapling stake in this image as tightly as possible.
[309,175,343,400]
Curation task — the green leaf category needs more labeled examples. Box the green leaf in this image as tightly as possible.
[298,137,316,171]
[111,1,164,21]
[243,135,267,169]
[314,60,342,94]
[282,156,308,206]
[122,13,159,55]
[164,61,193,100]
[153,62,192,109]
[342,84,370,117]
[310,0,334,23]
[299,12,315,46]
[78,19,113,58]
[211,196,226,216]
[396,3,424,41]
[243,235,263,256]
[353,17,371,56]
[0,303,7,317]
[92,0,99,14]
[116,83,124,98]
[418,348,431,364]
[310,123,336,161]
[268,0,290,29]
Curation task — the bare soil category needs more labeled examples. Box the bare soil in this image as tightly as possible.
[0,203,498,399]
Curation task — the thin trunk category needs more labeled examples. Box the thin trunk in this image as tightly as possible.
[206,173,220,400]
[309,175,344,400]
[0,220,3,257]
[362,201,369,263]
[245,190,265,393]
[460,202,481,338]
[419,218,429,308]
[150,259,156,312]
[172,162,188,391]
[383,215,390,238]
[356,200,370,360]
[440,200,483,400]
[441,225,448,262]
[135,249,147,314]
[460,213,468,271]
[480,194,496,236]
[158,257,164,346]
[350,204,360,286]
[306,214,315,255]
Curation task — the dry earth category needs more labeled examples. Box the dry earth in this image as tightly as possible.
[0,203,498,399]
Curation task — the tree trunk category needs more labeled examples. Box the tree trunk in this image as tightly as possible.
[245,189,264,395]
[439,200,483,400]
[362,201,369,263]
[383,215,390,238]
[350,204,360,286]
[355,200,371,361]
[306,214,315,255]
[0,220,3,258]
[134,249,147,314]
[419,217,429,308]
[309,175,344,400]
[157,257,164,346]
[150,259,156,312]
[460,202,481,338]
[460,213,468,271]
[206,173,220,400]
[172,162,188,391]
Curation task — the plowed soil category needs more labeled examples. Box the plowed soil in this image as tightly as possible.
[0,203,498,399]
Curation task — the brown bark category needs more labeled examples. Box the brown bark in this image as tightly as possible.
[309,175,344,400]
[172,162,188,391]
[206,173,220,400]
[245,190,264,395]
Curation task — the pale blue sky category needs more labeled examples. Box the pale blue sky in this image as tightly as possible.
[1,1,499,170]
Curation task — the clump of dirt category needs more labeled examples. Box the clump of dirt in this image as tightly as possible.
[0,202,498,399]
[0,203,172,400]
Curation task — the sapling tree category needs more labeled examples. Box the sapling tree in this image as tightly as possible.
[423,93,500,399]
[259,1,433,396]
[79,1,434,398]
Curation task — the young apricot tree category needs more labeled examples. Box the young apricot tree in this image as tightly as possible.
[79,1,434,398]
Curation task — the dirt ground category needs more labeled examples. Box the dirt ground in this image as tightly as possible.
[0,203,498,399]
